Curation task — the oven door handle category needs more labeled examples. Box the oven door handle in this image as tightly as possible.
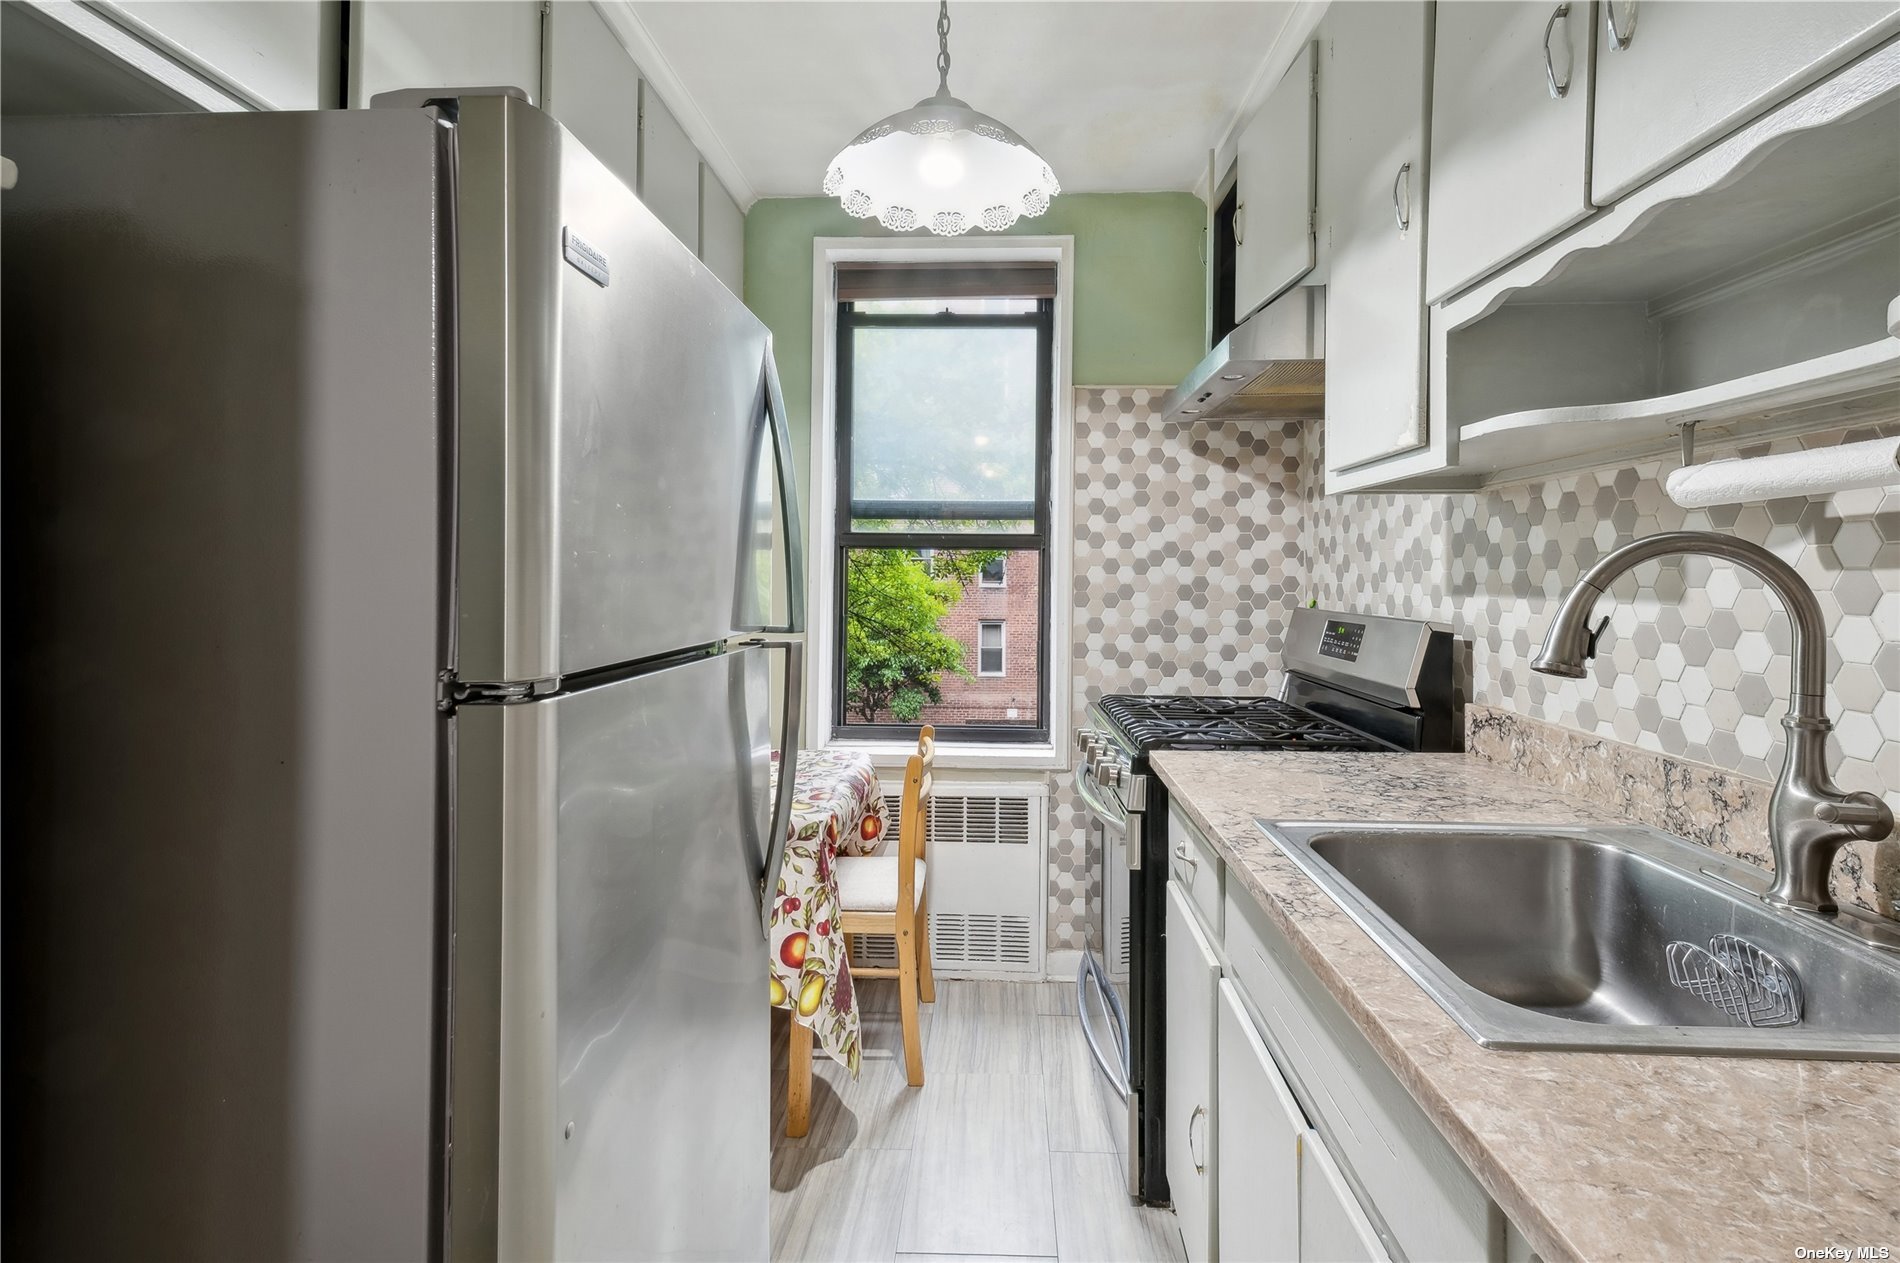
[1073,766,1128,831]
[1077,951,1131,1102]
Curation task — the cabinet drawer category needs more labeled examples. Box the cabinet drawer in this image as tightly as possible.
[1222,888,1498,1262]
[1168,807,1224,939]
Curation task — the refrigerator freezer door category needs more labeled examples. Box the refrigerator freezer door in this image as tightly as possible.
[452,96,782,686]
[1,110,448,1260]
[454,649,773,1260]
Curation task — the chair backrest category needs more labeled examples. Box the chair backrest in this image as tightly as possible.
[897,725,934,911]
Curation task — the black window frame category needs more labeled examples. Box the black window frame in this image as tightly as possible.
[833,295,1055,744]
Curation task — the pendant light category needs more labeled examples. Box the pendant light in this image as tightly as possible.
[824,1,1060,236]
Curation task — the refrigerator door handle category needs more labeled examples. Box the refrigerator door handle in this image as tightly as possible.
[758,638,805,935]
[759,342,806,636]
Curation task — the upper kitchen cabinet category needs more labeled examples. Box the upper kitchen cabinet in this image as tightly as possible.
[2,1,336,114]
[639,81,702,252]
[1426,1,1595,303]
[1318,1,1435,484]
[1591,1,1900,204]
[101,2,337,110]
[699,165,746,296]
[348,0,543,108]
[1232,42,1318,323]
[1429,37,1900,486]
[543,0,641,195]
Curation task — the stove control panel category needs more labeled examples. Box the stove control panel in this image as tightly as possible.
[1318,619,1366,662]
[1076,724,1138,801]
[1284,606,1452,711]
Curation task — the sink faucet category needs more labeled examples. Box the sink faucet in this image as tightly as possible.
[1531,530,1894,916]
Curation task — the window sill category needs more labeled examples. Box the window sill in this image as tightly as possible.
[816,737,1069,773]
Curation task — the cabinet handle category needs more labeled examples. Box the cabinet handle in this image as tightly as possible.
[1189,1104,1208,1175]
[1607,0,1637,49]
[1543,3,1573,98]
[1173,840,1199,879]
[1233,201,1245,247]
[1392,161,1412,233]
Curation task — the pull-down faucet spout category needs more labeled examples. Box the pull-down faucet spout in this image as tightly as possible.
[1531,531,1892,916]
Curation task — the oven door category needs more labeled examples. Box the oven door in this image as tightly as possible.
[1074,771,1142,1194]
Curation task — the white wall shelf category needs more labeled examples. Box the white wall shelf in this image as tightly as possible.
[1455,337,1900,480]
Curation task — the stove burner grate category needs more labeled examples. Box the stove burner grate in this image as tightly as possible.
[1099,694,1392,752]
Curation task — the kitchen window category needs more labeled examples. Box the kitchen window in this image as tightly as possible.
[977,622,1006,676]
[832,262,1054,743]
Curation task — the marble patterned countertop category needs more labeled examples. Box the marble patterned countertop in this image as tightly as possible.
[1149,750,1900,1263]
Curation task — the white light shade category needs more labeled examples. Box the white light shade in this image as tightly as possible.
[825,94,1060,236]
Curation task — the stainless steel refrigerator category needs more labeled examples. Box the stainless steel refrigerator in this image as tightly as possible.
[2,92,803,1261]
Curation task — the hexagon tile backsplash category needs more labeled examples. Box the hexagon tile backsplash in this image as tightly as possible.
[1047,388,1897,952]
[1051,388,1308,953]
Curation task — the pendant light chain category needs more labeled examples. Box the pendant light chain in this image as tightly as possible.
[935,0,952,96]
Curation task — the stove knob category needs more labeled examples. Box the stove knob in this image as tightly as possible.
[1075,728,1092,752]
[1103,762,1124,788]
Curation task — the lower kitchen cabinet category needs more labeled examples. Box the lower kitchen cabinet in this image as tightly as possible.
[1213,980,1301,1263]
[1166,882,1221,1262]
[1219,887,1507,1261]
[1300,1131,1391,1263]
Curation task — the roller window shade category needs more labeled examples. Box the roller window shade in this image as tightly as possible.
[835,262,1057,302]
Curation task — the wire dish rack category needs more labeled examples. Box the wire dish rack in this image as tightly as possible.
[1666,933,1804,1027]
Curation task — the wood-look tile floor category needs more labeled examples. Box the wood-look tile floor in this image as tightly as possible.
[770,979,1185,1263]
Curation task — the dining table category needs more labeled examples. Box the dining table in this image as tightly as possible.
[768,747,890,1076]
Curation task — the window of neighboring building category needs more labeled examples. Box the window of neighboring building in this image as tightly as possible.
[977,622,1006,676]
[832,262,1053,743]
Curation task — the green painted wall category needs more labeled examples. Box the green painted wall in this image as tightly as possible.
[743,194,1207,497]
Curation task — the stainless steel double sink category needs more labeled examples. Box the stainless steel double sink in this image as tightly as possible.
[1255,821,1900,1059]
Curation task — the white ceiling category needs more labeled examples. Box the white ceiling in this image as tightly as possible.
[622,1,1306,204]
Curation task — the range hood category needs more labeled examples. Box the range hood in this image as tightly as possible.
[1160,287,1325,424]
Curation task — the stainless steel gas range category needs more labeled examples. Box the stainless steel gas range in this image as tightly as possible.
[1073,606,1460,1205]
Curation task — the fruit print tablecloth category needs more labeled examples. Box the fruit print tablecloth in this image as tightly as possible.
[768,748,890,1075]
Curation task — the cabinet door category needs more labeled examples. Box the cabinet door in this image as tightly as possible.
[1299,1131,1391,1263]
[1232,41,1318,322]
[1426,1,1595,302]
[544,0,641,196]
[1214,981,1301,1263]
[104,1,336,109]
[349,0,543,107]
[639,80,702,252]
[700,165,745,297]
[1592,1,1900,204]
[1165,885,1221,1262]
[1318,1,1432,477]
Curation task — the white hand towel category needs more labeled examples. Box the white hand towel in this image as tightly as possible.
[1664,436,1900,509]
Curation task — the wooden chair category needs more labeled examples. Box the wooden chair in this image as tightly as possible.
[786,728,936,1136]
[837,726,936,1084]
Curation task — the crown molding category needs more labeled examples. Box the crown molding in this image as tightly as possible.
[592,0,758,209]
